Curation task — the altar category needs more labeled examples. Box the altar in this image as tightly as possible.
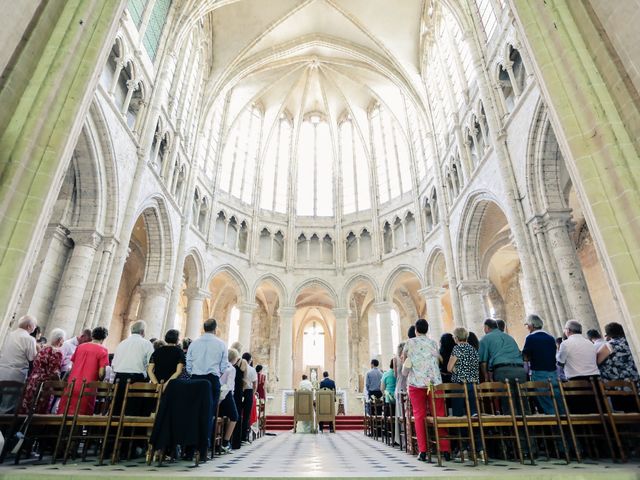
[281,389,348,414]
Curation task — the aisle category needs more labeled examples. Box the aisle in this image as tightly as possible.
[0,431,638,479]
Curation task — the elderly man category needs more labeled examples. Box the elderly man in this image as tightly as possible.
[0,315,38,413]
[522,314,563,414]
[556,320,599,381]
[187,318,229,451]
[60,328,92,377]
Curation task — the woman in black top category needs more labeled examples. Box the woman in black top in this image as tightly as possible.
[439,333,456,383]
[231,354,246,449]
[148,329,185,389]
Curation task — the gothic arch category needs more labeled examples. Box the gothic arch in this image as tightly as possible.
[290,278,339,308]
[382,265,424,302]
[252,273,288,305]
[134,195,175,284]
[425,247,447,287]
[207,264,250,301]
[340,273,381,307]
[183,248,205,289]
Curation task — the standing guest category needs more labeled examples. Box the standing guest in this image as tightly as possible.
[112,320,154,385]
[255,365,267,400]
[218,349,240,453]
[181,338,192,355]
[597,322,639,389]
[148,329,185,389]
[393,342,407,446]
[407,326,416,339]
[0,315,38,413]
[365,359,383,400]
[187,319,229,448]
[467,332,480,351]
[522,314,562,414]
[381,359,397,415]
[403,319,449,462]
[439,333,456,383]
[240,352,257,444]
[556,320,599,381]
[61,327,109,415]
[448,327,479,415]
[232,357,248,447]
[555,337,567,381]
[479,319,526,413]
[60,329,92,377]
[30,326,43,353]
[587,329,606,350]
[496,319,506,332]
[20,328,66,414]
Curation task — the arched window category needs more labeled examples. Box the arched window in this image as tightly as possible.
[198,197,209,233]
[474,0,498,41]
[340,119,371,214]
[227,305,240,345]
[345,232,357,263]
[273,231,285,262]
[219,105,263,204]
[296,115,334,216]
[499,64,515,113]
[260,115,292,213]
[370,105,412,204]
[142,0,173,60]
[509,46,527,95]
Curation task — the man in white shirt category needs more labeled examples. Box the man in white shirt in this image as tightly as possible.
[556,320,600,380]
[0,315,37,412]
[240,352,258,444]
[112,320,154,412]
[60,328,92,376]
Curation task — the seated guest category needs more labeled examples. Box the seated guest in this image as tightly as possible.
[448,327,479,416]
[0,315,38,413]
[597,322,639,390]
[20,328,66,414]
[60,328,92,377]
[479,319,526,413]
[439,333,456,383]
[403,319,448,462]
[148,329,185,389]
[219,348,241,453]
[299,374,313,391]
[556,320,599,381]
[587,329,606,350]
[522,314,562,414]
[61,326,109,415]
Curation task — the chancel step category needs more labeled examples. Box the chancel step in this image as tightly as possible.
[266,415,364,431]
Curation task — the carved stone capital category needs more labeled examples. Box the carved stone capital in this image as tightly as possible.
[183,287,209,301]
[139,282,171,299]
[372,302,394,315]
[418,286,446,299]
[69,230,102,249]
[457,279,491,296]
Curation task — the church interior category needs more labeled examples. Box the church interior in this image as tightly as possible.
[1,0,640,478]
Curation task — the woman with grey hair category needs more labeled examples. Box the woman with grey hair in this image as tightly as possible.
[19,328,66,413]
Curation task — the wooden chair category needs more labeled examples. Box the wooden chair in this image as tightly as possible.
[0,381,26,463]
[370,396,384,441]
[473,381,524,464]
[258,398,266,438]
[293,389,315,433]
[598,379,640,462]
[382,401,395,445]
[403,392,417,454]
[426,383,478,466]
[62,380,119,464]
[316,388,336,433]
[515,379,569,464]
[557,379,614,462]
[363,397,371,436]
[397,391,408,452]
[111,382,162,464]
[211,399,226,458]
[14,380,75,464]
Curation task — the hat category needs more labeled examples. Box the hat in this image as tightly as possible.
[525,315,544,329]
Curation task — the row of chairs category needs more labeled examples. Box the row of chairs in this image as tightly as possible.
[365,378,640,466]
[0,379,161,465]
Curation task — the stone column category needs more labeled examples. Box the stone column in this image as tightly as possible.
[184,288,209,340]
[333,308,350,390]
[50,231,102,335]
[367,308,380,360]
[277,306,296,390]
[543,211,599,330]
[419,287,445,340]
[373,302,395,368]
[458,280,490,334]
[237,302,255,353]
[138,283,171,339]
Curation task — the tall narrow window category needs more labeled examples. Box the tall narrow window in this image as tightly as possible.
[143,0,172,60]
[127,0,147,28]
[474,0,497,41]
[340,119,371,214]
[261,116,292,213]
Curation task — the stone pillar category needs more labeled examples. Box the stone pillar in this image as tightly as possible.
[50,231,102,335]
[237,302,255,354]
[367,308,380,360]
[543,211,599,330]
[184,288,209,340]
[277,306,296,390]
[333,308,350,389]
[373,302,395,368]
[138,283,171,339]
[458,280,490,334]
[419,287,445,340]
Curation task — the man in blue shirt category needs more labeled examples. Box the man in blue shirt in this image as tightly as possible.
[186,318,229,451]
[522,314,563,414]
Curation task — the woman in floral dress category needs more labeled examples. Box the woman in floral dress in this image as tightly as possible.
[19,329,66,414]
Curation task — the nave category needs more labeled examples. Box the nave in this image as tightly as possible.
[0,431,637,479]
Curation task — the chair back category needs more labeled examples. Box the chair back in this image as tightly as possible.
[316,388,335,422]
[0,381,25,414]
[598,379,640,412]
[293,389,314,422]
[78,380,119,416]
[35,380,75,415]
[516,379,558,414]
[120,381,162,417]
[558,379,603,414]
[474,381,515,415]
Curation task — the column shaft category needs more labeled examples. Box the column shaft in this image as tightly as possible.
[138,283,170,339]
[277,307,296,389]
[184,288,208,340]
[458,280,490,335]
[237,302,255,353]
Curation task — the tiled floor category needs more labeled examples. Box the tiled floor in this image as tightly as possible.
[0,431,639,479]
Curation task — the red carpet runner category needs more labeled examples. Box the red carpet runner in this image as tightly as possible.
[266,415,364,431]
